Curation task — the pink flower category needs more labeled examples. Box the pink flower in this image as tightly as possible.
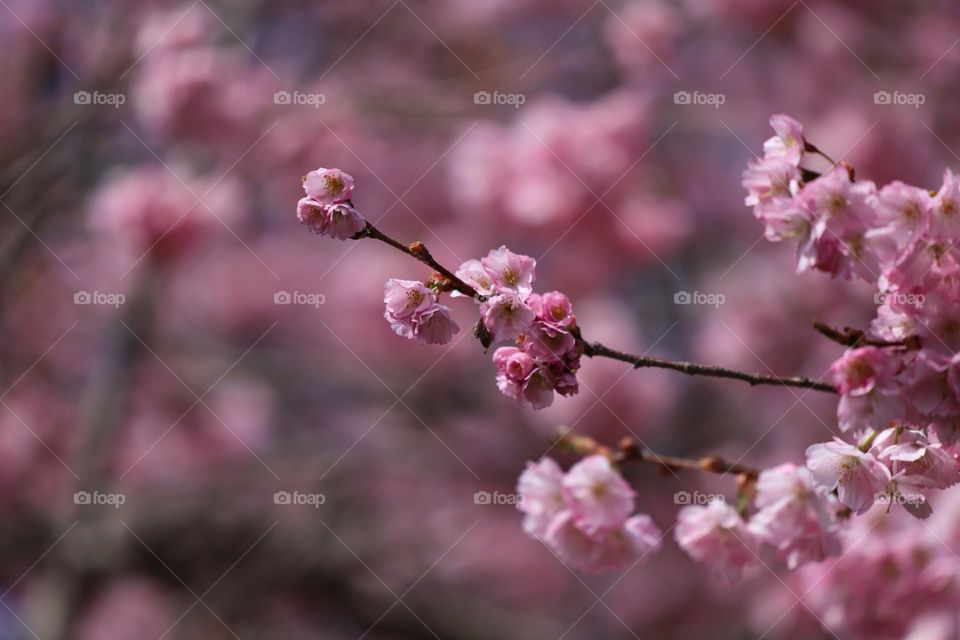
[831,346,898,396]
[480,246,536,295]
[562,455,635,537]
[451,258,496,298]
[543,510,661,573]
[412,303,459,345]
[383,280,459,345]
[742,155,800,208]
[805,439,891,514]
[522,321,577,361]
[763,114,805,166]
[492,348,555,410]
[675,501,757,581]
[517,458,565,537]
[872,428,960,491]
[872,180,931,245]
[297,198,365,239]
[384,279,433,321]
[929,168,960,241]
[302,167,354,205]
[747,463,841,569]
[481,294,536,341]
[528,291,575,327]
[324,203,366,240]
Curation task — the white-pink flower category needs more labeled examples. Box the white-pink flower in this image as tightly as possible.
[562,455,635,537]
[492,347,555,410]
[297,198,365,240]
[517,458,566,537]
[302,167,355,205]
[675,501,757,581]
[747,463,841,569]
[480,245,536,296]
[481,294,536,342]
[763,114,805,166]
[528,291,575,327]
[451,258,496,298]
[543,511,661,574]
[383,279,459,345]
[412,304,459,345]
[873,428,960,491]
[805,439,891,514]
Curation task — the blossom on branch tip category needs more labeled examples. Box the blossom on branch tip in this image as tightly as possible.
[302,167,354,205]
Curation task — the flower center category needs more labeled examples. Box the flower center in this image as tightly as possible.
[503,268,518,286]
[324,175,345,195]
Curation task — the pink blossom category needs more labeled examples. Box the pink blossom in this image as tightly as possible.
[480,294,536,341]
[324,203,366,240]
[675,501,758,581]
[872,428,960,491]
[528,291,575,327]
[296,198,365,239]
[805,439,891,514]
[543,510,660,573]
[383,280,459,345]
[492,348,555,410]
[412,303,459,345]
[831,346,898,396]
[747,463,842,569]
[384,279,433,321]
[929,168,960,241]
[302,167,354,205]
[451,258,496,298]
[480,245,536,295]
[872,180,931,245]
[763,113,805,166]
[517,457,565,537]
[562,455,635,537]
[522,321,577,361]
[742,155,800,208]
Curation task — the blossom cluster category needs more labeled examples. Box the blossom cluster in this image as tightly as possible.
[297,168,365,239]
[455,248,582,410]
[516,455,661,573]
[744,115,960,521]
[674,463,841,580]
[294,168,582,408]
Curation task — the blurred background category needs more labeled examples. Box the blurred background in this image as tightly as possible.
[3,0,960,638]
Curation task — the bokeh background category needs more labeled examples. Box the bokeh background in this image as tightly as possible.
[3,0,960,638]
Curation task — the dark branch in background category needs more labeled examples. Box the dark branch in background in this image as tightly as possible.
[356,221,839,394]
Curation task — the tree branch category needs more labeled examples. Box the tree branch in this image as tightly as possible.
[354,221,838,395]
